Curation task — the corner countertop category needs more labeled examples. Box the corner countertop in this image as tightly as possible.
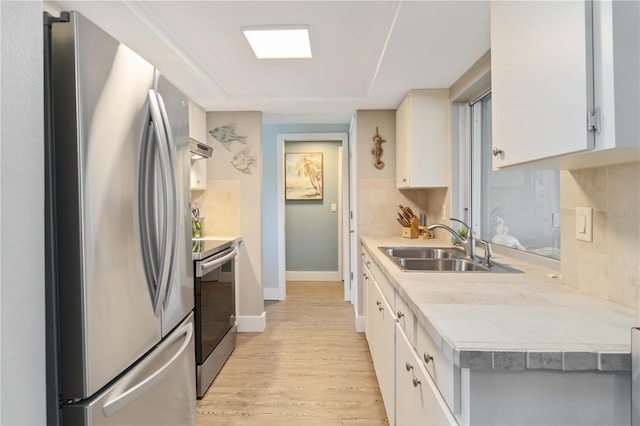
[192,235,242,260]
[361,235,639,372]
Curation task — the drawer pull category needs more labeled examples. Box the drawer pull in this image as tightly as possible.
[405,362,413,372]
[424,353,434,364]
[397,311,404,319]
[376,301,381,306]
[366,260,371,266]
[412,377,421,388]
[378,306,384,312]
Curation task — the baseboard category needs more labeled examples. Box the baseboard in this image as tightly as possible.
[354,313,365,333]
[263,287,283,301]
[237,312,266,332]
[285,271,341,281]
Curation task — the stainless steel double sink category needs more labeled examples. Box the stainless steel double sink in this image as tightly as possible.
[379,246,522,273]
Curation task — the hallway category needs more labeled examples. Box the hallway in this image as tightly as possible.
[197,281,388,425]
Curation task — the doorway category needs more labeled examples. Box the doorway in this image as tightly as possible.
[276,133,350,300]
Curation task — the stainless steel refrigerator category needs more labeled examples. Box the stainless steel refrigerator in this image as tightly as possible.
[633,327,639,426]
[44,11,196,425]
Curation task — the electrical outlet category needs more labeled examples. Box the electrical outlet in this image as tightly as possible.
[330,203,337,212]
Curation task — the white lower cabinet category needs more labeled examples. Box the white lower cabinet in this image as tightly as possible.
[364,262,395,425]
[362,243,631,425]
[396,325,457,426]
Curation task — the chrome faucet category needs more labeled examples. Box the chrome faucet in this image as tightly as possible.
[427,218,492,266]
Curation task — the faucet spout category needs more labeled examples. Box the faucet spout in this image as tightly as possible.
[427,219,477,260]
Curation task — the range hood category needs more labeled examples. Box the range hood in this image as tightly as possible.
[190,139,213,160]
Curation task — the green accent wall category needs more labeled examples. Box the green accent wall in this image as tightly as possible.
[285,141,341,271]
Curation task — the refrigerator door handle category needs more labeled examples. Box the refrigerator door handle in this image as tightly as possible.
[155,92,180,309]
[139,121,160,306]
[102,321,193,417]
[146,90,173,316]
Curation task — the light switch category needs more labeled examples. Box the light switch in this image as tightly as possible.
[330,203,337,212]
[575,207,593,242]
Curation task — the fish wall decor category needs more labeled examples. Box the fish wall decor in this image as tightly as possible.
[231,147,257,175]
[371,127,386,169]
[209,124,247,151]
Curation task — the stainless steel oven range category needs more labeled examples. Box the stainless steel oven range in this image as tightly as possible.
[193,239,238,398]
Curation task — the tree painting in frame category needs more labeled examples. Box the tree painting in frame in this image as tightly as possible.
[285,152,323,200]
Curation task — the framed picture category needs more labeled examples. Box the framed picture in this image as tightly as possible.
[285,152,323,200]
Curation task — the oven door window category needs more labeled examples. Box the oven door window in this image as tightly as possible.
[195,257,235,364]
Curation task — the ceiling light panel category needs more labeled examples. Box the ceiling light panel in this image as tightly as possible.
[243,26,312,59]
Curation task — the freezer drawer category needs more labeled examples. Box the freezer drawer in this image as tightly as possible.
[62,313,196,426]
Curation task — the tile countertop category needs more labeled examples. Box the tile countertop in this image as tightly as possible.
[192,235,242,260]
[361,235,639,372]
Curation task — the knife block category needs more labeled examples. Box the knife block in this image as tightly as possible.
[402,217,420,238]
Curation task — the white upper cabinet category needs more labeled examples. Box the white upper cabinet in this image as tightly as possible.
[396,89,449,188]
[188,101,207,143]
[491,0,639,170]
[189,101,207,191]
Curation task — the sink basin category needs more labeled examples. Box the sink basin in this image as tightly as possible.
[377,246,522,273]
[379,246,466,259]
[396,257,522,273]
[397,258,489,272]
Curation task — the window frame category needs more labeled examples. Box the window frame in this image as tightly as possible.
[452,93,562,271]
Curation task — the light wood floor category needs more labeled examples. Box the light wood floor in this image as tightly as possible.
[197,281,388,426]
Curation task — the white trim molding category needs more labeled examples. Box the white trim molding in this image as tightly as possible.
[354,314,365,333]
[277,132,350,304]
[285,271,341,281]
[237,312,266,332]
[263,287,284,301]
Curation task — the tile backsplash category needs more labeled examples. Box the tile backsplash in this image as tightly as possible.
[560,161,640,310]
[358,178,449,242]
[191,179,241,236]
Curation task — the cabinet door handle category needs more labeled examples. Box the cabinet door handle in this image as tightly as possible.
[492,147,504,157]
[376,301,381,306]
[405,362,413,372]
[366,260,371,266]
[397,311,404,319]
[424,352,434,364]
[378,306,384,312]
[402,178,407,183]
[412,377,421,388]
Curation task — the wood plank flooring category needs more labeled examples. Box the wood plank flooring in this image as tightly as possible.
[197,281,388,426]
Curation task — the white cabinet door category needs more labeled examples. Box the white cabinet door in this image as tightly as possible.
[490,0,594,168]
[190,159,206,191]
[370,277,395,426]
[395,90,449,188]
[364,265,376,354]
[188,101,207,190]
[188,101,207,143]
[396,325,457,426]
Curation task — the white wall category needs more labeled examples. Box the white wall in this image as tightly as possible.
[0,1,46,424]
[196,111,265,323]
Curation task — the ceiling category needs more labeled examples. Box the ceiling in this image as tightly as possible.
[48,1,490,124]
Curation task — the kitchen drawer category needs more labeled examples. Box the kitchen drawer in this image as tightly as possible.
[362,248,395,311]
[396,294,416,348]
[416,321,461,414]
[396,324,458,426]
